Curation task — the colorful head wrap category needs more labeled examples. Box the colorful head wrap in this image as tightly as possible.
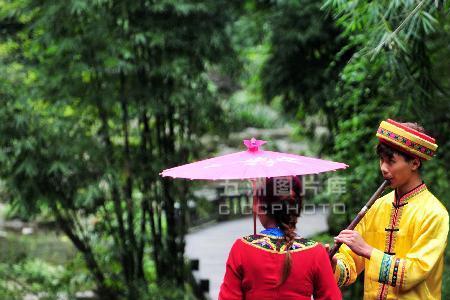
[376,119,438,160]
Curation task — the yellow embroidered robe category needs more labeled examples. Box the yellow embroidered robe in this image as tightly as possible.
[334,183,449,299]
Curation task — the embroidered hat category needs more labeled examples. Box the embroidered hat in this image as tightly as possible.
[376,119,438,160]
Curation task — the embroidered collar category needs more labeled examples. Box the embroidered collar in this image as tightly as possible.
[242,234,317,254]
[394,182,427,205]
[260,227,284,237]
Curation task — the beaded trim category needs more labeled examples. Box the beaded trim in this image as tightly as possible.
[379,253,393,284]
[377,127,435,159]
[391,258,401,287]
[396,183,427,204]
[399,260,407,288]
[377,184,426,298]
[241,234,317,254]
[377,283,389,300]
[336,259,351,287]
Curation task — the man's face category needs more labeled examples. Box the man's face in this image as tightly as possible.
[379,153,418,188]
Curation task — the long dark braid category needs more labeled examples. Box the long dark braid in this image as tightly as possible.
[257,176,303,286]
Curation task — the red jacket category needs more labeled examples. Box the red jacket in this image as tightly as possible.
[219,234,341,300]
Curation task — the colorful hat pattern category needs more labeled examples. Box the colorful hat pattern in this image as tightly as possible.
[376,119,438,160]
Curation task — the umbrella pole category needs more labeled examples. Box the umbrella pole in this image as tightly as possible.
[252,179,257,235]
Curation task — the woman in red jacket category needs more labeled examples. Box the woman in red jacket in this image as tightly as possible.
[219,176,341,300]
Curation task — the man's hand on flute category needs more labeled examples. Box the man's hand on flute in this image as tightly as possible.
[334,230,374,259]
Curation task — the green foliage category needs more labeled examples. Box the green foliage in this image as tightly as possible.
[1,0,242,298]
[257,0,351,144]
[0,232,76,265]
[0,258,86,300]
[323,0,450,219]
[1,0,449,298]
[320,0,450,298]
[444,241,450,299]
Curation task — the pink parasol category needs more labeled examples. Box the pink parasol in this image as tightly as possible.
[161,138,348,179]
[160,138,348,234]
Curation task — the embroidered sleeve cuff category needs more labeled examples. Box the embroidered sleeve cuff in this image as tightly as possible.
[368,248,405,287]
[334,255,351,287]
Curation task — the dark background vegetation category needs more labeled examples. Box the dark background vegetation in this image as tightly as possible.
[1,0,449,299]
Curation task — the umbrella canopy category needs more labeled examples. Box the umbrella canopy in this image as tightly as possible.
[161,137,348,235]
[160,138,348,180]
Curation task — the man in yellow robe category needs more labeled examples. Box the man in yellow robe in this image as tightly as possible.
[332,119,449,299]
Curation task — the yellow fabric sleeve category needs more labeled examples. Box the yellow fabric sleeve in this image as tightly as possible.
[366,210,449,290]
[333,222,367,287]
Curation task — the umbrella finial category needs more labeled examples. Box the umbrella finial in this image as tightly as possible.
[244,137,267,152]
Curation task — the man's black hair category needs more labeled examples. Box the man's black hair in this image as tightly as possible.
[376,143,422,169]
